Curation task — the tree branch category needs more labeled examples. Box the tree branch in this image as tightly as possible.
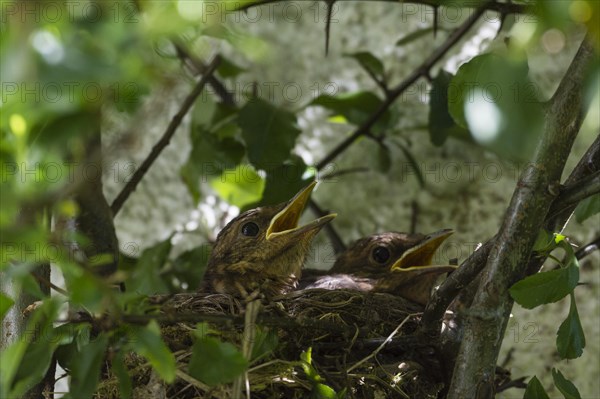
[547,170,600,219]
[576,236,600,261]
[316,3,488,170]
[172,41,236,107]
[309,199,346,254]
[548,133,600,231]
[447,35,595,398]
[110,57,221,216]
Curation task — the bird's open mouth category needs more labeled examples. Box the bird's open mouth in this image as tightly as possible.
[266,181,336,240]
[389,229,457,275]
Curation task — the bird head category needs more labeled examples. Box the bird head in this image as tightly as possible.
[206,181,336,297]
[331,229,456,305]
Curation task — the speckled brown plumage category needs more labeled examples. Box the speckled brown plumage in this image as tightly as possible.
[302,230,456,305]
[203,182,335,298]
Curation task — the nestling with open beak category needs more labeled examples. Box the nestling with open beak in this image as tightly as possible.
[204,181,336,298]
[302,229,456,305]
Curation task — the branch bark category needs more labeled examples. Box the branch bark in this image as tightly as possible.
[447,35,595,398]
[110,57,221,216]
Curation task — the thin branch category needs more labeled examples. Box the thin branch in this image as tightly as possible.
[316,3,487,171]
[324,1,335,56]
[110,57,221,216]
[32,273,69,296]
[364,66,391,98]
[309,199,346,254]
[576,237,600,261]
[346,313,419,373]
[173,41,236,106]
[410,200,419,234]
[496,376,528,393]
[321,167,370,180]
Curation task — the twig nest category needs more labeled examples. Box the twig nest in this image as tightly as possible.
[96,290,449,398]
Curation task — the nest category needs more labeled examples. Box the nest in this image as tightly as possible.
[95,290,451,398]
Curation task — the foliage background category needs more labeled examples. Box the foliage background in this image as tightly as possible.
[1,1,598,397]
[100,3,599,396]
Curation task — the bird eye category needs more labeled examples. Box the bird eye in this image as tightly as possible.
[372,246,391,264]
[241,222,259,237]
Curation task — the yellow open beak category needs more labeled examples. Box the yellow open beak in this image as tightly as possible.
[266,181,336,240]
[389,229,457,275]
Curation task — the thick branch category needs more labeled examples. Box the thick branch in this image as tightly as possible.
[316,3,487,170]
[110,57,221,216]
[447,36,595,398]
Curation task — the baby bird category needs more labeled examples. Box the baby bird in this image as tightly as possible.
[204,181,336,298]
[303,230,456,305]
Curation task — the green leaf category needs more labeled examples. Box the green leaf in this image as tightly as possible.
[376,143,392,173]
[313,383,337,399]
[238,98,301,170]
[28,111,99,154]
[55,324,92,371]
[0,339,28,399]
[252,156,309,209]
[448,52,544,161]
[524,376,550,399]
[300,348,319,381]
[310,91,391,132]
[7,299,63,398]
[0,292,14,320]
[300,348,338,398]
[188,337,248,386]
[216,56,246,79]
[509,264,579,309]
[181,126,245,205]
[396,27,436,46]
[344,52,385,81]
[69,273,111,313]
[428,70,470,146]
[574,194,600,223]
[171,245,212,291]
[250,327,279,361]
[552,368,581,399]
[393,140,425,188]
[21,273,46,300]
[128,321,176,383]
[556,293,586,359]
[128,239,172,294]
[210,164,265,208]
[69,335,109,399]
[112,352,133,399]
